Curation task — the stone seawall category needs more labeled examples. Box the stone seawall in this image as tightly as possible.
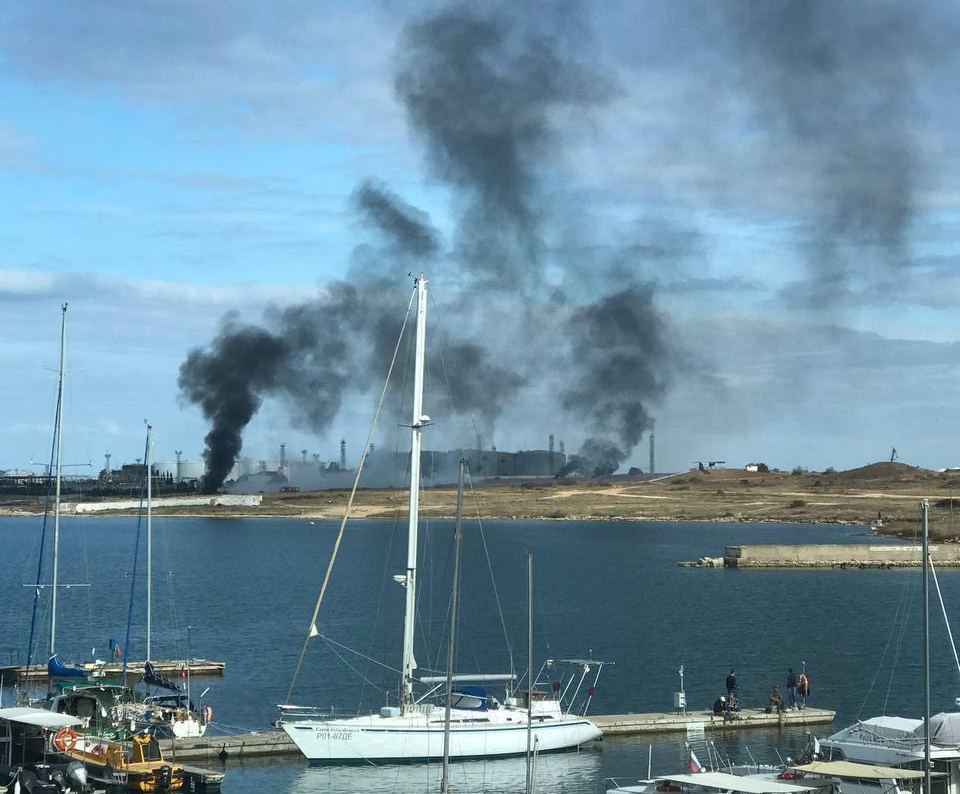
[722,543,959,568]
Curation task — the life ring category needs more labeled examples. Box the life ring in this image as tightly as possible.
[203,705,213,723]
[53,727,78,752]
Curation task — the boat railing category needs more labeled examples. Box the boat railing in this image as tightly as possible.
[277,705,367,720]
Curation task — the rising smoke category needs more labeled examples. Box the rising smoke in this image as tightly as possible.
[723,1,919,304]
[179,2,674,491]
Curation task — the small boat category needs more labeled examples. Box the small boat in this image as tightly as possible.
[53,730,184,792]
[0,706,92,793]
[279,277,605,764]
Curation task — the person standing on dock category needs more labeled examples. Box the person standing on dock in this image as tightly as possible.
[797,670,809,709]
[725,669,738,701]
[786,668,799,709]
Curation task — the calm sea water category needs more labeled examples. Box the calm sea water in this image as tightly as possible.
[0,514,951,794]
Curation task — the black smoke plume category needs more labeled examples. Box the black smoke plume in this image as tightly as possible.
[725,1,918,303]
[562,286,669,470]
[180,2,673,491]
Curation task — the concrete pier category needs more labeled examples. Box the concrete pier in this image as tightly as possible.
[592,706,835,735]
[678,543,960,568]
[723,544,950,568]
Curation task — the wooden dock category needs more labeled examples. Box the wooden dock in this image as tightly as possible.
[0,658,225,684]
[158,707,835,762]
[593,707,835,735]
[161,730,298,762]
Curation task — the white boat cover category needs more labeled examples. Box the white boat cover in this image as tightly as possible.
[792,761,929,780]
[919,712,960,746]
[655,773,819,793]
[0,707,82,728]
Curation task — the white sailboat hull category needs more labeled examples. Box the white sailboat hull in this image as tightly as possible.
[282,707,601,764]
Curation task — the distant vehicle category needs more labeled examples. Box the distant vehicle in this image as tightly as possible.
[280,486,300,493]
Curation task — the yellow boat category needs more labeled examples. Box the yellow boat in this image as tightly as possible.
[53,728,184,792]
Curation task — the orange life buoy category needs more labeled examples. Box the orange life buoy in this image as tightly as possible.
[53,727,78,752]
[203,705,213,722]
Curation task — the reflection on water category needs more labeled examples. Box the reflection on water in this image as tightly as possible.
[288,748,602,794]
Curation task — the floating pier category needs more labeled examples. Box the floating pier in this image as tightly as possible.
[0,658,225,684]
[678,543,960,569]
[161,730,297,762]
[592,706,835,735]
[158,707,835,763]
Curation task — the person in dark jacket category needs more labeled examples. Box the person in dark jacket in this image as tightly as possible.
[786,668,799,709]
[726,669,738,699]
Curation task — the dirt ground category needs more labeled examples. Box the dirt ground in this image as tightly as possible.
[5,462,958,539]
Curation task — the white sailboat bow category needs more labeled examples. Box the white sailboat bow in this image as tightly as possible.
[280,277,603,764]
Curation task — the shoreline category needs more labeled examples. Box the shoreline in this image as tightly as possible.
[2,462,953,537]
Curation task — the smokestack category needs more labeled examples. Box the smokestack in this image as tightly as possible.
[549,434,555,473]
[301,449,308,463]
[340,437,346,469]
[174,450,182,483]
[649,428,655,476]
[104,452,111,474]
[280,443,286,471]
[559,440,565,458]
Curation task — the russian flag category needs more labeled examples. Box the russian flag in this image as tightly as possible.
[689,750,703,774]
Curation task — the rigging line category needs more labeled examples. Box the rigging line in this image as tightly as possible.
[858,588,909,718]
[928,559,960,686]
[315,634,403,676]
[122,433,150,686]
[883,568,920,715]
[25,384,62,670]
[285,286,416,704]
[465,466,515,677]
[322,637,388,694]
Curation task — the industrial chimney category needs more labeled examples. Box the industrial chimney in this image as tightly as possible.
[340,437,346,470]
[280,443,287,471]
[649,429,655,476]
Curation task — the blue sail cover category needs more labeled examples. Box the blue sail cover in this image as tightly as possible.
[143,661,181,692]
[47,654,85,678]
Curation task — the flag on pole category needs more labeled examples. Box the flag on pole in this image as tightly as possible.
[689,750,703,774]
[309,623,319,638]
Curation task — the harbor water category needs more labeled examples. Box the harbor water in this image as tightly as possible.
[0,514,949,793]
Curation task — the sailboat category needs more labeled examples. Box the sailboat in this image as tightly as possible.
[279,276,603,764]
[817,501,947,794]
[48,424,210,740]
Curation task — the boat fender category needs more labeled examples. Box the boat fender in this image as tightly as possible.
[204,705,214,722]
[53,727,78,752]
[778,772,804,780]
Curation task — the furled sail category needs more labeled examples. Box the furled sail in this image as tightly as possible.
[143,660,181,692]
[47,654,85,678]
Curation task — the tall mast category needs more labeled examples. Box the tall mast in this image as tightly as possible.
[401,276,428,709]
[146,422,153,662]
[526,552,534,794]
[922,500,931,794]
[441,459,466,794]
[50,303,67,656]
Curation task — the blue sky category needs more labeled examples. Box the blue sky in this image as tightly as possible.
[2,1,960,476]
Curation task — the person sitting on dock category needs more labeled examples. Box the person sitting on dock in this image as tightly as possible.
[769,684,785,713]
[712,695,727,716]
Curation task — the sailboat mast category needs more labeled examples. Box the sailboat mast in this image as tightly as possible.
[922,499,931,794]
[441,459,466,794]
[526,552,534,794]
[50,302,67,657]
[401,276,428,709]
[146,422,153,662]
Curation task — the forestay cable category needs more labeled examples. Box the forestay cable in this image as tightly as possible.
[285,287,415,704]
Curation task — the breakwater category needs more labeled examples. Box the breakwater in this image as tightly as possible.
[679,543,960,568]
